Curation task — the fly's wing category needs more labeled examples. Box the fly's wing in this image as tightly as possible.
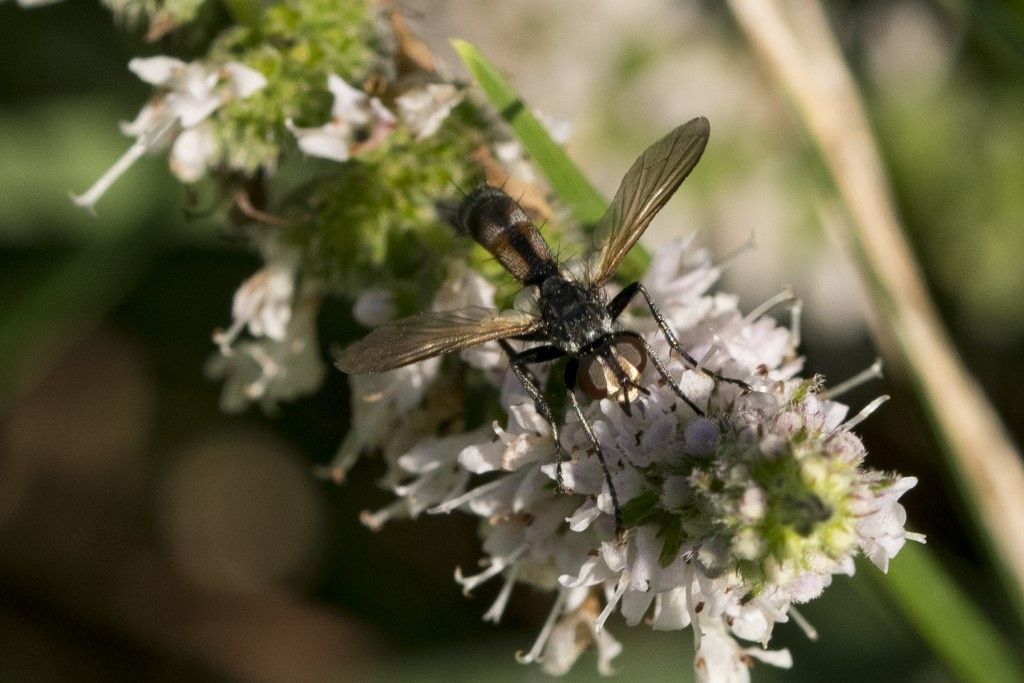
[336,307,541,374]
[589,117,710,286]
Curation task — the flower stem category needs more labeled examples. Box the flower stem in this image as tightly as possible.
[726,0,1024,626]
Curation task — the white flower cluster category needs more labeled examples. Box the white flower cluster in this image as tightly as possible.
[72,56,268,212]
[204,72,465,412]
[356,238,922,680]
[63,41,470,410]
[320,263,499,485]
[288,75,463,163]
[72,54,463,206]
[205,238,326,414]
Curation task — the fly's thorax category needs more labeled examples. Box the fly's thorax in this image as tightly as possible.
[538,276,613,353]
[457,186,555,284]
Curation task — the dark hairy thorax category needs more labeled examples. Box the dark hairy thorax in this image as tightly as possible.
[457,185,613,355]
[538,276,613,355]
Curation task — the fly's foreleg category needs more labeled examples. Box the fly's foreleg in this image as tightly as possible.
[608,282,750,390]
[498,340,570,493]
[563,361,623,535]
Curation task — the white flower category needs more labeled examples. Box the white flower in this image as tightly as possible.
[168,121,219,182]
[319,264,503,484]
[5,0,64,6]
[286,74,396,162]
[322,358,441,484]
[695,619,792,683]
[206,282,325,414]
[854,475,924,572]
[369,237,922,679]
[395,83,464,140]
[213,243,301,355]
[541,592,623,676]
[207,239,325,415]
[352,288,396,328]
[72,56,267,211]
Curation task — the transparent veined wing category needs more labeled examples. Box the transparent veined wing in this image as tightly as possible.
[589,117,710,286]
[336,307,541,373]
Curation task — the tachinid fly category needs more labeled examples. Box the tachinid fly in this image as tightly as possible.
[337,117,748,531]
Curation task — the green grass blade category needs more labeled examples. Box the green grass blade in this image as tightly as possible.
[871,542,1024,683]
[452,39,607,226]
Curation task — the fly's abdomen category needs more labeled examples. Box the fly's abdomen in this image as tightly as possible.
[457,186,555,285]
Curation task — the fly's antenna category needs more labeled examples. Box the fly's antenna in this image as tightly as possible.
[436,176,474,233]
[451,176,470,200]
[435,196,463,232]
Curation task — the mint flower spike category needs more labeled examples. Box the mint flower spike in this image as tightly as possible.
[71,56,266,212]
[368,237,922,679]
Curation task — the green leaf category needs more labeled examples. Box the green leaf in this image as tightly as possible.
[872,542,1024,683]
[658,520,685,567]
[620,489,661,527]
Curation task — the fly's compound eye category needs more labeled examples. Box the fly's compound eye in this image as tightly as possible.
[577,337,649,403]
[611,336,647,377]
[578,355,613,400]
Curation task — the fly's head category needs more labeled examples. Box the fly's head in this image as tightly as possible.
[576,335,649,411]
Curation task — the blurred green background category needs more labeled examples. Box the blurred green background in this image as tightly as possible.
[1,1,1022,680]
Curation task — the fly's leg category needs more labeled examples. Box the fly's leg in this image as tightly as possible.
[498,340,570,493]
[607,281,751,390]
[564,360,623,534]
[614,331,704,416]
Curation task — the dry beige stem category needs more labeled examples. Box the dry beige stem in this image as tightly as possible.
[727,0,1024,602]
[471,145,555,222]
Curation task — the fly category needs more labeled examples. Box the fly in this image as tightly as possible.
[337,117,748,531]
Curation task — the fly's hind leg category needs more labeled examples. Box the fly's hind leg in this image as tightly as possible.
[498,340,570,493]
